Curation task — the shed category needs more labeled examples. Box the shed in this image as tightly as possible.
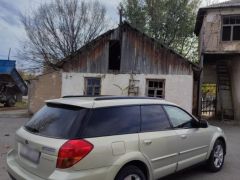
[28,22,200,114]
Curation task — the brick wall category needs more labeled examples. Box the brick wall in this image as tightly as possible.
[28,71,62,114]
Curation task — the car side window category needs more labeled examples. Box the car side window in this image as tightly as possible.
[163,106,193,129]
[141,105,171,132]
[82,106,140,138]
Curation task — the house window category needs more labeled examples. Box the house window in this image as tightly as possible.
[222,15,240,41]
[146,79,165,98]
[108,40,121,71]
[85,78,101,96]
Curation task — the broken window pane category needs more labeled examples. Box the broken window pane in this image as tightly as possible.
[222,26,231,41]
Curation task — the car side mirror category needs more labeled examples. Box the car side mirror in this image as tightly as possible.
[191,119,208,128]
[198,119,208,128]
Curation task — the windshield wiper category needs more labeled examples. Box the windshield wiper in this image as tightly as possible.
[25,126,39,133]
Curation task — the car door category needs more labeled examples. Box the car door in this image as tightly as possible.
[139,105,179,179]
[163,105,212,171]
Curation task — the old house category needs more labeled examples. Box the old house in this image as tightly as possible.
[28,22,199,114]
[195,0,240,121]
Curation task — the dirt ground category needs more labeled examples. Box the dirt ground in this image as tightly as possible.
[0,116,28,180]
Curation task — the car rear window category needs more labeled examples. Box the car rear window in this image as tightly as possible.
[81,106,140,138]
[24,103,89,139]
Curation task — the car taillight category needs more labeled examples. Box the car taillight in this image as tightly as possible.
[56,139,93,169]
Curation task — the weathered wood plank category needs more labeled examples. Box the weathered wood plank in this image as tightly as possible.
[63,23,193,75]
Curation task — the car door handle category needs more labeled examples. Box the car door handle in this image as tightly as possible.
[181,135,187,139]
[143,140,152,145]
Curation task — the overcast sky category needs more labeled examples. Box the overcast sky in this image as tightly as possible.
[0,0,226,69]
[0,0,121,68]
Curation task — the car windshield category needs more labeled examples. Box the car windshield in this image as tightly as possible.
[25,103,89,139]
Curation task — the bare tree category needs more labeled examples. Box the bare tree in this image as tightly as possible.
[19,0,107,70]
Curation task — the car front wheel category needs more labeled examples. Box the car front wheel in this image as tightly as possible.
[115,165,146,180]
[207,139,225,172]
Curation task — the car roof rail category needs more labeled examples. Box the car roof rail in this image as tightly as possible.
[62,95,162,101]
[62,95,91,98]
[62,95,111,98]
[94,96,161,101]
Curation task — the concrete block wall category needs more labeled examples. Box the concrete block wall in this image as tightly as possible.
[28,71,62,114]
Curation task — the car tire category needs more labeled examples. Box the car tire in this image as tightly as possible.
[5,96,16,107]
[207,139,225,172]
[115,165,146,180]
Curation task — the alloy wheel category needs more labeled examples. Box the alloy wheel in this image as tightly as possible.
[213,144,224,168]
[124,174,141,180]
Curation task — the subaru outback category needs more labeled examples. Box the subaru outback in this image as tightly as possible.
[7,96,226,180]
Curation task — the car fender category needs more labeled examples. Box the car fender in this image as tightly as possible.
[206,129,227,159]
[105,151,153,180]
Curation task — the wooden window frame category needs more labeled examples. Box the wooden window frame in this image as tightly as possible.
[146,79,165,98]
[84,77,101,96]
[221,15,240,41]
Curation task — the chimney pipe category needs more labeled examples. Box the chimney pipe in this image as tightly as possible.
[118,7,123,25]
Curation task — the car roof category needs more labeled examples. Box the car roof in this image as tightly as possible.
[46,96,177,108]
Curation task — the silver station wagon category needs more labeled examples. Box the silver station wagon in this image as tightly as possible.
[7,96,227,180]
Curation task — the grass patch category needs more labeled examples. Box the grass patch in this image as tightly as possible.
[15,101,28,109]
[0,100,28,111]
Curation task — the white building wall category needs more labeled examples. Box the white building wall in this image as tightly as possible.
[62,73,193,113]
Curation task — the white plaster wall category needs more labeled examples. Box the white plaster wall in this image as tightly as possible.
[62,73,193,113]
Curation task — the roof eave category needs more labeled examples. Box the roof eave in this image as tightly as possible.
[194,8,206,36]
